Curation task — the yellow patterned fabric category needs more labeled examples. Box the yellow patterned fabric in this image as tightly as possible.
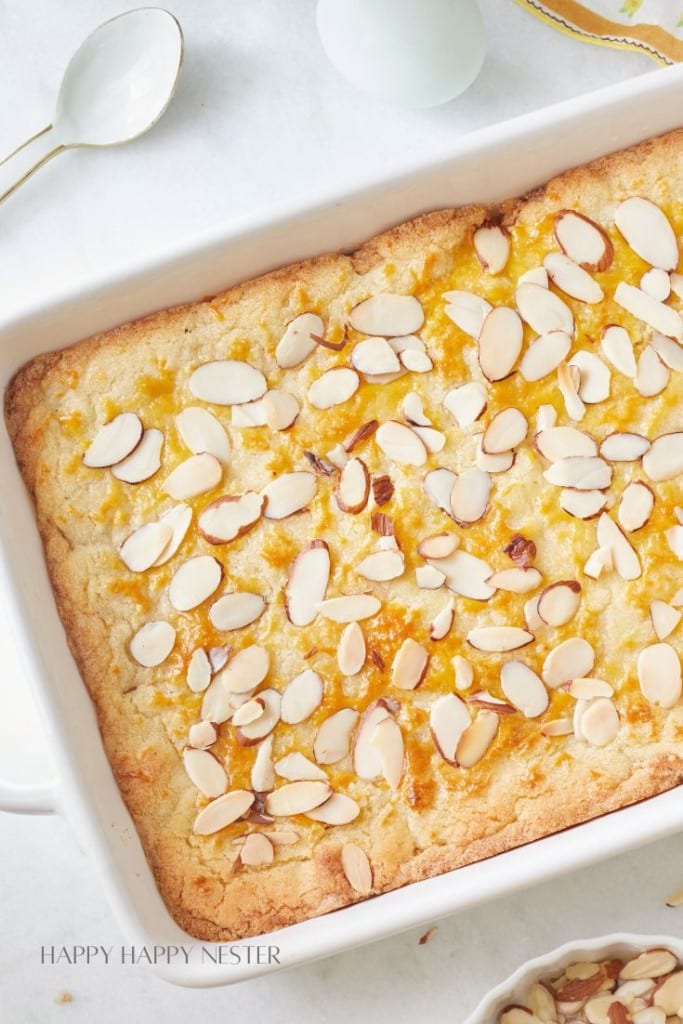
[514,0,683,63]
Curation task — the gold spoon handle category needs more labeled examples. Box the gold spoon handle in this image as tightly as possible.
[0,125,66,205]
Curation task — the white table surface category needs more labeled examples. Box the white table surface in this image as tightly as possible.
[1,1,682,1020]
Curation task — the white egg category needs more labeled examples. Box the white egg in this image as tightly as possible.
[316,0,486,109]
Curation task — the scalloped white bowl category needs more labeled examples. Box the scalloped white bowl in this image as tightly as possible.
[465,933,683,1024]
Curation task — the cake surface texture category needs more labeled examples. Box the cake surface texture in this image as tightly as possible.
[6,128,683,940]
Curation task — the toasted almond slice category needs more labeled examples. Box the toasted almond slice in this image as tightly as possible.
[341,843,373,894]
[554,210,613,271]
[430,599,455,641]
[231,698,266,727]
[189,360,267,405]
[580,697,619,747]
[566,677,613,700]
[653,970,683,1014]
[112,427,164,483]
[193,789,254,836]
[349,293,424,337]
[544,252,604,303]
[526,982,558,1020]
[560,488,608,520]
[536,426,597,461]
[285,540,330,627]
[475,439,515,474]
[169,555,222,611]
[336,458,370,514]
[152,504,193,566]
[456,709,499,768]
[314,708,360,765]
[236,689,281,743]
[239,832,274,866]
[83,412,143,468]
[130,620,175,668]
[262,471,317,519]
[376,420,427,466]
[231,399,267,427]
[516,281,574,335]
[370,716,404,788]
[597,512,641,580]
[391,638,429,690]
[276,313,324,368]
[318,594,381,623]
[443,381,487,427]
[557,362,586,421]
[200,676,233,724]
[568,351,611,403]
[265,780,332,816]
[450,467,491,525]
[600,432,650,462]
[474,223,510,274]
[120,523,173,573]
[618,481,654,532]
[453,655,474,691]
[430,693,471,762]
[198,492,265,543]
[356,549,404,582]
[423,467,458,515]
[541,717,574,737]
[305,793,360,825]
[467,626,534,653]
[650,600,682,641]
[486,568,542,594]
[443,290,492,338]
[584,545,613,579]
[209,592,265,631]
[537,580,581,626]
[351,337,401,375]
[280,669,323,724]
[641,267,672,301]
[544,456,611,490]
[477,306,523,382]
[353,702,393,779]
[261,389,300,431]
[418,532,459,560]
[500,661,549,718]
[482,407,528,454]
[636,345,670,397]
[308,367,359,409]
[601,324,637,378]
[542,637,594,687]
[219,645,269,694]
[275,752,327,782]
[520,330,571,382]
[175,407,230,462]
[524,594,544,631]
[643,432,683,481]
[620,949,679,981]
[650,331,683,371]
[337,622,366,676]
[163,453,222,500]
[183,747,227,798]
[429,549,496,601]
[187,648,212,693]
[614,282,683,340]
[615,196,679,270]
[250,734,275,792]
[666,525,683,559]
[189,720,218,749]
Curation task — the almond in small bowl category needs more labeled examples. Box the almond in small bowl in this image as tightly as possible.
[464,934,683,1024]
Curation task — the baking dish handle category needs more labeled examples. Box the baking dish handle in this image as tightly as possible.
[0,779,58,814]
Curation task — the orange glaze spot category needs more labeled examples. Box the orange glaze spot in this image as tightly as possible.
[404,737,437,811]
[107,577,150,609]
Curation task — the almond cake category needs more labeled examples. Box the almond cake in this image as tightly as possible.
[6,129,683,941]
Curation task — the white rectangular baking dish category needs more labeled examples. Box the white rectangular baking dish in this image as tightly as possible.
[2,63,683,989]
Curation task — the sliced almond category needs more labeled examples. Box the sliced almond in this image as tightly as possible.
[188,720,218,749]
[430,693,471,762]
[455,710,499,768]
[265,780,332,816]
[450,467,491,525]
[336,622,366,677]
[541,717,573,737]
[163,453,222,500]
[520,330,572,383]
[643,432,683,481]
[356,549,404,582]
[416,565,446,589]
[391,638,429,690]
[566,677,613,699]
[482,407,528,453]
[653,970,683,1014]
[579,697,619,747]
[418,533,459,560]
[262,471,317,519]
[636,344,670,397]
[169,555,222,611]
[183,747,227,798]
[371,473,394,506]
[341,843,373,894]
[376,420,427,466]
[305,793,360,825]
[349,293,424,337]
[614,196,679,270]
[250,734,275,792]
[473,223,510,274]
[467,626,534,652]
[130,620,175,668]
[516,281,574,336]
[641,267,671,301]
[308,367,359,409]
[544,456,611,490]
[276,313,324,368]
[475,439,515,474]
[239,832,274,867]
[597,512,641,580]
[207,646,230,673]
[443,290,492,338]
[544,252,603,303]
[219,645,270,694]
[650,600,682,641]
[353,701,393,779]
[557,362,586,421]
[231,399,267,427]
[209,592,265,631]
[189,360,267,405]
[568,351,611,403]
[601,324,637,377]
[554,209,613,271]
[665,525,683,559]
[236,689,281,743]
[314,708,360,765]
[120,522,173,573]
[413,425,445,452]
[153,504,193,566]
[477,306,523,381]
[500,661,549,718]
[486,568,542,594]
[430,599,455,641]
[650,331,683,371]
[112,427,164,483]
[584,545,613,579]
[429,549,495,601]
[537,580,581,626]
[536,426,597,461]
[370,716,404,788]
[336,458,370,514]
[261,389,300,431]
[83,412,143,468]
[200,676,233,724]
[600,432,650,462]
[519,266,548,287]
[620,948,679,981]
[351,337,401,375]
[401,391,430,428]
[280,669,323,724]
[443,381,487,427]
[198,492,264,543]
[400,348,433,373]
[175,407,230,462]
[524,594,543,631]
[275,752,327,782]
[318,595,381,623]
[193,789,255,836]
[618,481,654,532]
[453,655,474,691]
[614,282,683,340]
[560,488,608,520]
[423,467,458,515]
[542,637,594,687]
[231,698,266,727]
[187,648,212,693]
[285,540,330,627]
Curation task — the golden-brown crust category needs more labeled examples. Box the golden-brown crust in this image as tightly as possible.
[6,127,683,941]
